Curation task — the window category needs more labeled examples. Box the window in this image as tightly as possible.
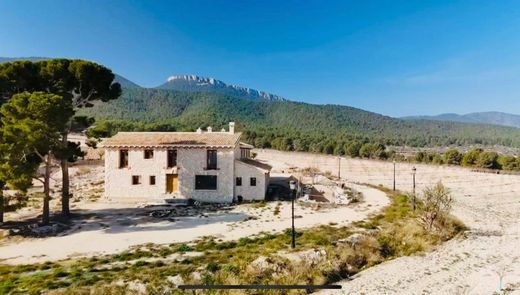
[132,175,141,185]
[236,177,242,186]
[207,150,217,170]
[119,150,128,168]
[195,175,217,190]
[167,149,177,168]
[250,177,257,186]
[149,176,156,185]
[144,149,154,159]
[241,148,250,159]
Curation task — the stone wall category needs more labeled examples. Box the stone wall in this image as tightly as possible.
[234,160,269,201]
[178,148,234,203]
[104,147,235,203]
[105,148,170,201]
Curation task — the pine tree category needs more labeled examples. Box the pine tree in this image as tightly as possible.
[0,59,121,216]
[0,92,73,225]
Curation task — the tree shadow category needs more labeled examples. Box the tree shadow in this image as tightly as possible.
[1,204,251,238]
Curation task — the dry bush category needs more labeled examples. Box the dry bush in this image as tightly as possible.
[301,167,319,176]
[378,221,433,257]
[77,166,92,175]
[434,214,467,240]
[47,284,131,295]
[345,187,363,203]
[419,181,454,231]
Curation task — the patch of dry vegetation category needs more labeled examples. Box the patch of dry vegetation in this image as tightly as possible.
[0,184,465,294]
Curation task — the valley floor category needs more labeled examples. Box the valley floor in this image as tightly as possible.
[255,149,520,294]
[1,148,519,294]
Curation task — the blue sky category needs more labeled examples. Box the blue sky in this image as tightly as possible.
[1,0,520,117]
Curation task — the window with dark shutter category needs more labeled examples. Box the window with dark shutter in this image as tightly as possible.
[119,150,129,168]
[132,175,141,185]
[250,177,257,186]
[149,176,156,185]
[236,177,242,186]
[207,150,217,170]
[167,149,177,168]
[144,149,154,159]
[195,175,217,190]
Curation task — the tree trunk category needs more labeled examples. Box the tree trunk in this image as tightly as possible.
[61,159,70,216]
[61,131,70,216]
[0,189,4,224]
[42,154,51,225]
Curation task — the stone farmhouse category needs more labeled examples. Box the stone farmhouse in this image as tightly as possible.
[101,122,271,203]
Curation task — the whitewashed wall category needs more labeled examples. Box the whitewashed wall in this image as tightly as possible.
[234,161,269,201]
[233,145,241,159]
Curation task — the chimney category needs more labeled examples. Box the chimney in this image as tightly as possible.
[229,122,235,134]
[207,126,213,133]
[196,127,202,134]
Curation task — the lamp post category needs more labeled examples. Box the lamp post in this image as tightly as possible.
[289,180,297,249]
[338,156,341,179]
[393,160,396,191]
[412,166,417,211]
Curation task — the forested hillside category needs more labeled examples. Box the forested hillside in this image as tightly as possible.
[403,111,520,128]
[81,88,520,154]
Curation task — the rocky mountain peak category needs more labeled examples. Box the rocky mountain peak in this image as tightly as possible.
[160,74,287,101]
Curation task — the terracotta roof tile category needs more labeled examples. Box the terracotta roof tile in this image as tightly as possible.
[237,158,272,171]
[101,132,242,148]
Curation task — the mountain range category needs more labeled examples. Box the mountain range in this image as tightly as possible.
[0,57,285,101]
[79,86,520,149]
[3,57,520,150]
[158,75,286,101]
[402,112,520,129]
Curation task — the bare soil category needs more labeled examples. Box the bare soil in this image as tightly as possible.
[255,149,520,295]
[0,156,387,264]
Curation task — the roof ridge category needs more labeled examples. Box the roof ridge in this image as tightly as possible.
[101,131,243,148]
[117,131,241,134]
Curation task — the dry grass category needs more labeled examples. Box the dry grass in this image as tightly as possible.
[0,188,465,295]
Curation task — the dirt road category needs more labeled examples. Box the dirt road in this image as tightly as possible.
[0,182,387,265]
[256,150,520,294]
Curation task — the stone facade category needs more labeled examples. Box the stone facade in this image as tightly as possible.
[234,160,270,201]
[103,126,270,203]
[105,147,170,202]
[177,148,235,203]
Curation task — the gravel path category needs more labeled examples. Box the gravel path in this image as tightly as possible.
[256,150,520,294]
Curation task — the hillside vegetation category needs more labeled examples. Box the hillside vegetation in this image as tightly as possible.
[0,186,464,294]
[81,88,520,154]
[404,111,520,128]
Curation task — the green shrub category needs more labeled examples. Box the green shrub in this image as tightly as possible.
[134,260,149,267]
[176,244,194,253]
[462,148,483,166]
[51,268,69,278]
[206,262,220,273]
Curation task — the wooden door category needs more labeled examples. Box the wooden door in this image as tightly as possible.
[166,174,179,193]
